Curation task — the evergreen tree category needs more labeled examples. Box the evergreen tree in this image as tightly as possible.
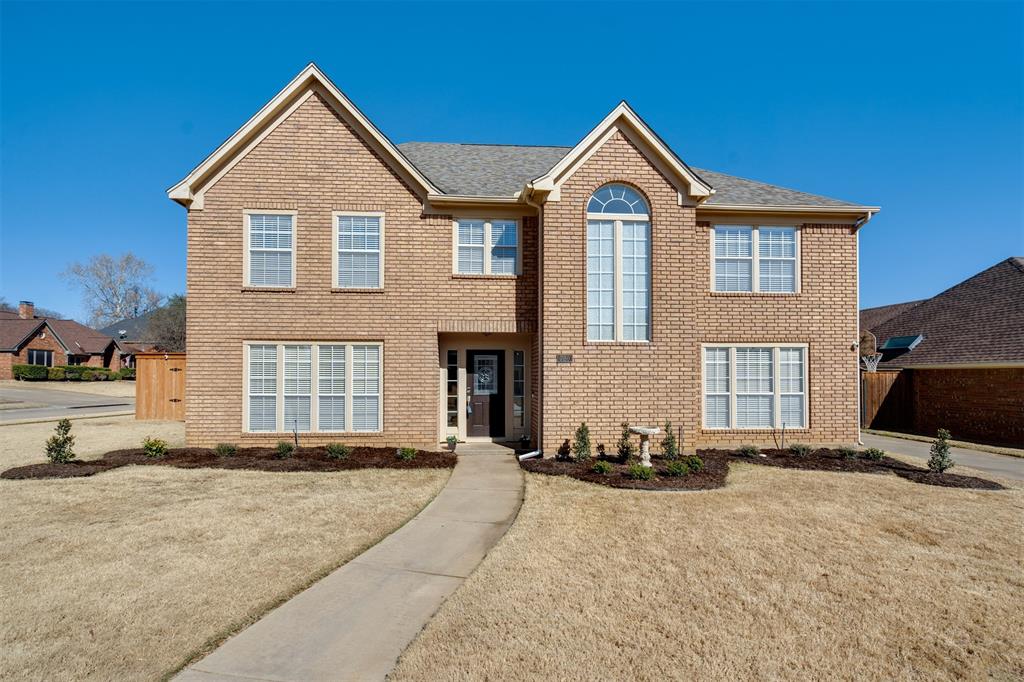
[928,428,954,473]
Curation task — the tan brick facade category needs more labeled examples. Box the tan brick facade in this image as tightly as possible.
[183,93,860,452]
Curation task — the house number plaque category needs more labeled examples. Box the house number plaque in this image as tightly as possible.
[556,354,574,364]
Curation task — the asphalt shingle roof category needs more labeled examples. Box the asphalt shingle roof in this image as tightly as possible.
[0,315,114,354]
[397,141,866,207]
[859,300,926,334]
[100,310,157,342]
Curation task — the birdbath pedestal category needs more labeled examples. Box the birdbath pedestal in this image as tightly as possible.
[629,426,661,468]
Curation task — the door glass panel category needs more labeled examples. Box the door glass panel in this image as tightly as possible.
[474,355,497,395]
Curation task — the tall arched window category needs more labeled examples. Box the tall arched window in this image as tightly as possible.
[586,184,650,342]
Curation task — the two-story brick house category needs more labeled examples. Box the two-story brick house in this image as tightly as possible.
[168,64,878,452]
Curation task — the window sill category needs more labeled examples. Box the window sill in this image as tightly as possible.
[241,431,384,438]
[241,286,296,293]
[699,427,809,433]
[583,340,652,347]
[330,288,385,294]
[709,291,800,297]
[451,273,519,281]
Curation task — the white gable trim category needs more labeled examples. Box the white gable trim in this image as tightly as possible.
[167,63,441,209]
[526,102,714,204]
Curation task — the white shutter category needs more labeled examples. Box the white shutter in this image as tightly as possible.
[351,345,380,431]
[318,345,346,431]
[248,344,277,431]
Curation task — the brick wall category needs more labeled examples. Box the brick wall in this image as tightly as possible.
[912,367,1024,447]
[539,129,860,453]
[0,327,68,379]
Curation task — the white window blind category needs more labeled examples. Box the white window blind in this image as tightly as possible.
[248,344,278,431]
[714,227,753,292]
[456,220,485,274]
[704,348,731,428]
[713,225,798,293]
[779,347,806,428]
[455,219,519,275]
[283,345,312,432]
[703,346,807,429]
[352,345,380,432]
[736,347,774,428]
[587,220,615,341]
[337,215,381,288]
[758,228,796,293]
[248,214,293,287]
[490,221,518,275]
[318,345,346,431]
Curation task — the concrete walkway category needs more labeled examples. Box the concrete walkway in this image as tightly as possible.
[176,442,523,682]
[862,433,1024,481]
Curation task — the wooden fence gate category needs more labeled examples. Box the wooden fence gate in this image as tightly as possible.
[136,352,186,421]
[860,369,910,431]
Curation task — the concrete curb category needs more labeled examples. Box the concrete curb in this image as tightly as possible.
[0,411,135,427]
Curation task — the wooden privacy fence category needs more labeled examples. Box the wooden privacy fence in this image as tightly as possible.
[860,369,910,431]
[136,352,186,421]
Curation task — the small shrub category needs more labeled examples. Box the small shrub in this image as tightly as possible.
[789,443,812,457]
[82,370,96,381]
[397,447,417,461]
[275,441,294,459]
[12,364,48,380]
[592,460,613,475]
[47,367,66,381]
[326,443,352,460]
[616,422,635,461]
[117,367,136,380]
[685,454,705,473]
[661,420,679,460]
[838,446,857,459]
[737,444,759,457]
[571,422,592,462]
[214,443,237,457]
[143,436,169,458]
[863,447,885,461]
[664,460,690,477]
[627,463,654,480]
[446,435,458,449]
[45,418,76,463]
[928,428,954,473]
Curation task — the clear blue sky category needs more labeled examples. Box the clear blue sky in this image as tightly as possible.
[2,1,1021,321]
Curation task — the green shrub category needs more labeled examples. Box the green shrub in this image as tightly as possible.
[928,428,954,473]
[571,422,592,462]
[838,446,858,459]
[45,418,76,463]
[82,370,96,381]
[445,435,458,449]
[397,447,417,461]
[214,443,237,457]
[47,367,66,381]
[863,447,885,461]
[275,441,294,459]
[627,463,654,480]
[661,420,679,460]
[664,460,690,477]
[117,367,136,380]
[592,460,613,474]
[685,454,705,473]
[12,364,48,380]
[616,422,635,461]
[789,443,812,457]
[326,443,352,460]
[737,444,759,457]
[143,436,169,458]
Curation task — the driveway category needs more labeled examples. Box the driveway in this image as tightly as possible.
[862,433,1024,482]
[0,385,134,423]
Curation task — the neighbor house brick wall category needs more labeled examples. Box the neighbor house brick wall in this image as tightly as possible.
[539,129,859,453]
[912,367,1024,448]
[0,326,69,378]
[186,90,537,448]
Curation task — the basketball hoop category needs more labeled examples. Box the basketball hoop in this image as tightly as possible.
[861,354,883,372]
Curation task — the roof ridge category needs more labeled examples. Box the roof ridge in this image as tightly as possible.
[399,141,572,150]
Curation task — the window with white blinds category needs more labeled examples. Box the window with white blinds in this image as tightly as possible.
[713,225,798,293]
[455,219,519,275]
[247,213,294,287]
[336,214,383,288]
[245,342,382,432]
[703,346,807,429]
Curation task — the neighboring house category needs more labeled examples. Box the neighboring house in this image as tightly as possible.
[0,301,118,378]
[167,63,879,451]
[860,257,1024,447]
[100,311,159,367]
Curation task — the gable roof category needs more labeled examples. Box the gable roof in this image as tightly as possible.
[860,300,926,334]
[0,314,114,355]
[868,257,1024,367]
[0,318,46,351]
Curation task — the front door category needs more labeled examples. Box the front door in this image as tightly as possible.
[466,350,505,438]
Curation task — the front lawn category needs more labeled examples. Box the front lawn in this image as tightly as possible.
[393,463,1023,680]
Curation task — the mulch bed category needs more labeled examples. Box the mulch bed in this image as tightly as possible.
[1,446,456,480]
[521,451,730,491]
[709,448,1005,490]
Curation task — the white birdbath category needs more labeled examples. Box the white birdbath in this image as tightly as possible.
[629,426,661,468]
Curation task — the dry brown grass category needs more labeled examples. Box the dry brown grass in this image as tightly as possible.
[0,465,448,680]
[394,464,1024,681]
[0,379,137,398]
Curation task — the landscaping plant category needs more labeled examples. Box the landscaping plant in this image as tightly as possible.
[790,443,812,457]
[928,429,955,473]
[627,463,654,480]
[214,443,237,457]
[326,443,352,460]
[685,454,705,473]
[592,460,613,475]
[143,437,169,459]
[616,422,635,461]
[838,446,857,459]
[863,447,885,461]
[661,420,679,460]
[45,418,76,463]
[397,447,417,461]
[446,435,458,451]
[572,422,592,462]
[664,460,690,477]
[275,441,294,459]
[737,444,759,457]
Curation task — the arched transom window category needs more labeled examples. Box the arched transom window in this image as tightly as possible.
[586,184,650,342]
[587,184,650,216]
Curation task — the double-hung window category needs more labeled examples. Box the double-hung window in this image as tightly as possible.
[712,225,798,293]
[454,219,519,275]
[246,212,295,287]
[586,184,650,342]
[246,342,382,433]
[335,213,383,289]
[703,345,807,429]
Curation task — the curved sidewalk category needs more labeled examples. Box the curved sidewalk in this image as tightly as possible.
[176,443,523,682]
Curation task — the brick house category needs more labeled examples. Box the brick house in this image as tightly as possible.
[0,301,118,378]
[168,64,879,451]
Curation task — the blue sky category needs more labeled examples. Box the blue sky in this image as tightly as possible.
[2,1,1021,321]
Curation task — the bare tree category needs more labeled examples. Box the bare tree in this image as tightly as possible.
[146,295,186,352]
[0,297,64,319]
[61,253,163,328]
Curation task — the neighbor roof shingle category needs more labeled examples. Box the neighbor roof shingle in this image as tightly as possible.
[860,300,926,334]
[397,141,867,207]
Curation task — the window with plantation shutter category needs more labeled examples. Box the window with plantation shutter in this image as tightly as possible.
[779,347,806,428]
[351,345,380,432]
[248,344,277,431]
[318,345,346,431]
[283,345,311,432]
[336,214,382,288]
[454,219,519,275]
[703,348,730,428]
[247,213,294,287]
[758,228,796,293]
[713,225,798,293]
[703,345,807,430]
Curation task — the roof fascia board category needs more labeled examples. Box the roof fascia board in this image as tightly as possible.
[697,205,880,226]
[885,362,1024,370]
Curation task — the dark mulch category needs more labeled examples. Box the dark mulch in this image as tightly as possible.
[521,452,729,491]
[712,448,1005,491]
[1,446,456,480]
